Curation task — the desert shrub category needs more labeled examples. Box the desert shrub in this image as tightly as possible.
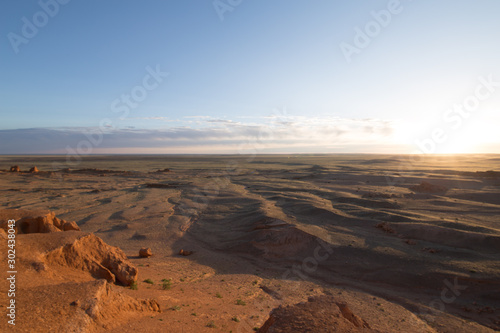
[162,278,172,290]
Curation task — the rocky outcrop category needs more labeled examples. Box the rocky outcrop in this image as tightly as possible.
[244,222,329,259]
[0,209,157,333]
[74,280,161,322]
[45,233,138,286]
[13,279,160,333]
[9,165,20,172]
[29,166,39,173]
[259,295,376,333]
[0,209,80,234]
[2,210,138,287]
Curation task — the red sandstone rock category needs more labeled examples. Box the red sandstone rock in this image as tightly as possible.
[63,221,80,231]
[179,249,194,256]
[259,295,374,333]
[0,209,79,234]
[139,247,153,258]
[45,233,138,286]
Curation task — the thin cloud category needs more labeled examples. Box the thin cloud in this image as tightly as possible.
[127,117,174,121]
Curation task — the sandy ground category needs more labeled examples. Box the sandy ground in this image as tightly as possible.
[0,154,499,332]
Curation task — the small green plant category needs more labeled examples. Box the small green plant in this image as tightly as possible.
[252,280,258,285]
[216,292,223,299]
[236,299,246,306]
[130,281,138,290]
[232,317,240,322]
[144,278,154,285]
[253,327,259,331]
[180,278,185,282]
[162,279,172,290]
[191,312,197,316]
[171,305,181,311]
[206,321,216,328]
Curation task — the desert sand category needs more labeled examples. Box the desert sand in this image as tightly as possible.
[0,154,499,332]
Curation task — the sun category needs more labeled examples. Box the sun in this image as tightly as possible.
[393,118,498,154]
[435,120,496,154]
[436,137,477,154]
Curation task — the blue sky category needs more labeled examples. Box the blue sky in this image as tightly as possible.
[1,0,500,154]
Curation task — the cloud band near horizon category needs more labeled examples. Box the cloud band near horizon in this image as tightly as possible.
[0,117,405,154]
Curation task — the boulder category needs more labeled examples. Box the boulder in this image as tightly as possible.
[29,166,39,173]
[10,165,20,172]
[139,247,153,258]
[258,295,374,333]
[179,249,194,256]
